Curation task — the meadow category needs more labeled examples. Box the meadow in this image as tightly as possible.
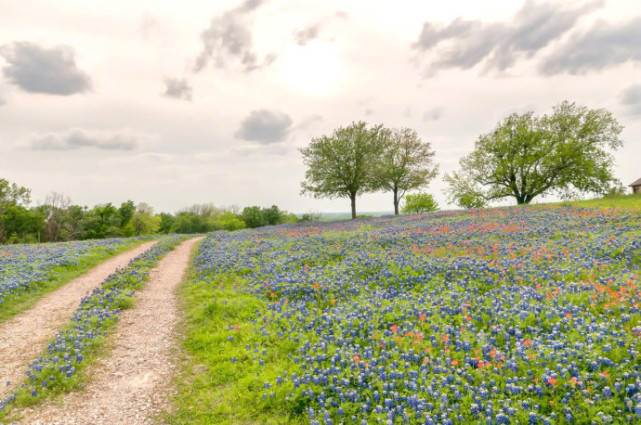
[170,204,641,424]
[0,235,185,418]
[0,237,144,323]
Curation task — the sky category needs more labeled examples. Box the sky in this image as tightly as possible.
[0,0,640,214]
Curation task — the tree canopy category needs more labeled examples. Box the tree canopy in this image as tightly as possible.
[374,128,438,215]
[0,178,30,207]
[401,193,439,214]
[301,121,385,219]
[0,178,297,243]
[445,101,623,206]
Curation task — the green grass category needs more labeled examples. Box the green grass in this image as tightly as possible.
[0,236,184,423]
[0,238,151,324]
[166,271,304,425]
[556,193,641,211]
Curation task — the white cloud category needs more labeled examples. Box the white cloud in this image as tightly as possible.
[0,41,91,95]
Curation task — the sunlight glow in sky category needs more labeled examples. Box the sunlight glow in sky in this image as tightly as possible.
[0,0,640,213]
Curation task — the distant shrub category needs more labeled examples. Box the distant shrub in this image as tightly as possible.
[401,193,439,214]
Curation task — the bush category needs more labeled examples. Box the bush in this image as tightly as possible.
[401,193,439,214]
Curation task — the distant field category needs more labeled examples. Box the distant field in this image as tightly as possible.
[170,205,641,424]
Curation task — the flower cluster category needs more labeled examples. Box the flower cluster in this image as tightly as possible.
[0,236,184,411]
[195,207,641,424]
[0,238,133,307]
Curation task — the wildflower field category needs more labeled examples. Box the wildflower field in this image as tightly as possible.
[0,238,142,323]
[0,236,185,417]
[171,206,641,424]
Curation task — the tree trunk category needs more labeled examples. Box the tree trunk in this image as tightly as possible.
[350,193,357,219]
[393,188,399,216]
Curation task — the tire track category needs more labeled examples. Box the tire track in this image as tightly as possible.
[0,241,157,401]
[19,237,201,425]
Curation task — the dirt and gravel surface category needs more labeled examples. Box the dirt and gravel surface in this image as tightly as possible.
[0,241,157,401]
[17,237,201,425]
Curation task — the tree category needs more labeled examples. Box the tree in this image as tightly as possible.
[80,203,121,239]
[262,205,282,225]
[42,192,71,241]
[118,200,136,232]
[212,211,246,231]
[401,193,439,214]
[443,174,488,209]
[0,205,43,243]
[445,101,623,206]
[301,121,385,219]
[375,128,438,215]
[0,178,31,206]
[131,203,160,235]
[242,206,267,228]
[158,213,175,234]
[0,178,34,242]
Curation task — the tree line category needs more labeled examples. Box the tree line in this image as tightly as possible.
[300,101,624,216]
[1,100,626,242]
[0,180,297,244]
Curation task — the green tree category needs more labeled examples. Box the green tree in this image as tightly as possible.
[172,212,209,233]
[242,206,267,228]
[60,205,86,240]
[158,213,175,234]
[131,203,160,235]
[0,205,43,243]
[80,203,121,239]
[0,178,35,243]
[212,211,246,231]
[118,200,136,233]
[301,121,385,219]
[262,205,283,225]
[401,193,439,214]
[445,101,623,205]
[375,128,438,215]
[0,178,31,206]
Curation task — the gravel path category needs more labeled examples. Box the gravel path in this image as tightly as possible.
[0,241,157,401]
[18,237,201,425]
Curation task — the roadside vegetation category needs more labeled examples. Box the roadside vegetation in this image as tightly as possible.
[0,237,147,323]
[0,178,296,244]
[0,236,185,420]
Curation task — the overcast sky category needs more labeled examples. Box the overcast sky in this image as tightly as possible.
[1,0,640,213]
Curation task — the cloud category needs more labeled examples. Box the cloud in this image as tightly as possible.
[294,24,322,46]
[540,17,641,75]
[0,42,91,95]
[414,1,602,75]
[194,0,275,73]
[293,11,348,46]
[423,107,442,121]
[163,78,192,101]
[31,129,138,151]
[235,109,293,144]
[621,84,641,115]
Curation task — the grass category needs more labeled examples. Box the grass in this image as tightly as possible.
[0,236,184,422]
[0,238,151,324]
[166,271,303,425]
[557,193,641,211]
[167,205,641,424]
